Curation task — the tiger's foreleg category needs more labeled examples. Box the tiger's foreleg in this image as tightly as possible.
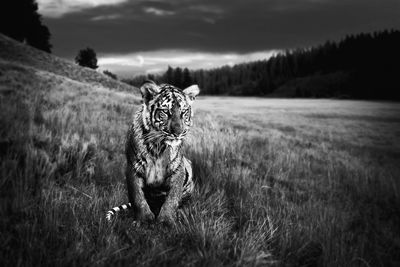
[126,165,155,223]
[157,166,185,225]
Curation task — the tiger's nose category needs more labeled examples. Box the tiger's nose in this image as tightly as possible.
[169,98,183,136]
[170,119,183,136]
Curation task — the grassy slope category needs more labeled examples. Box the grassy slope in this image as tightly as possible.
[0,34,137,93]
[1,35,400,266]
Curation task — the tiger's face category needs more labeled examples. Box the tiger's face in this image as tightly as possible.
[140,81,200,144]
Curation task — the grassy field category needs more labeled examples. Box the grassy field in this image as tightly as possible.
[2,71,400,266]
[1,34,400,266]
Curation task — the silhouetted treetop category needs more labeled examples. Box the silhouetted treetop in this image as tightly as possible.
[0,0,52,52]
[75,47,99,70]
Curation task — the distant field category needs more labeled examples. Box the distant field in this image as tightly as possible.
[1,84,400,266]
[195,97,400,162]
[191,97,400,265]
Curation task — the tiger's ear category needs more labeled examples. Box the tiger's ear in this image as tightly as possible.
[183,84,200,102]
[140,80,160,105]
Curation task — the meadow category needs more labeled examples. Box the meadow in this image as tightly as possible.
[2,56,400,267]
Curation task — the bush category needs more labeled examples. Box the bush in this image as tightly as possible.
[103,70,118,80]
[75,47,98,69]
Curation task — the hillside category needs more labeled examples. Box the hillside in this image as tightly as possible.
[0,33,139,93]
[0,33,143,265]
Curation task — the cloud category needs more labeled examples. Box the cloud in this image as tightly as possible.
[37,0,129,18]
[90,14,122,21]
[97,50,279,77]
[188,5,225,14]
[143,7,175,16]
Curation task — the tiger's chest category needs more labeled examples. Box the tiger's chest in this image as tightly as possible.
[144,144,180,186]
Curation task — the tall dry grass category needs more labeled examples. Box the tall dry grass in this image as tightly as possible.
[1,63,400,266]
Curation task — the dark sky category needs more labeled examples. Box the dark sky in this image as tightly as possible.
[38,0,400,77]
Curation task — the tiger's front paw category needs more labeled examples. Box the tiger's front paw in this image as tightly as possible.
[157,210,176,226]
[138,209,155,223]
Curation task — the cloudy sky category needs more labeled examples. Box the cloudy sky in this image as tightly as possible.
[38,0,400,77]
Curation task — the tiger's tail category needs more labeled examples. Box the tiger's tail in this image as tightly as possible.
[106,203,132,221]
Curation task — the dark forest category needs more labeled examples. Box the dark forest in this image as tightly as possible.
[126,30,400,100]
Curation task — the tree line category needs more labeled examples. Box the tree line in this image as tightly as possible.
[125,29,400,100]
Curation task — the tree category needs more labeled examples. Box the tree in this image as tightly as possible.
[0,0,52,52]
[147,73,155,81]
[103,70,117,80]
[173,67,183,88]
[164,66,174,84]
[182,68,192,88]
[75,47,98,69]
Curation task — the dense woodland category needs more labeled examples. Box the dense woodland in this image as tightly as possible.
[125,30,400,100]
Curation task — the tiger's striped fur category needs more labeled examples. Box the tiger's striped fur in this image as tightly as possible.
[106,81,199,224]
[105,158,194,221]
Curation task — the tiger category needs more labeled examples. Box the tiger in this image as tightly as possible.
[106,80,200,225]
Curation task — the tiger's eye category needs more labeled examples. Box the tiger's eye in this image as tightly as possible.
[159,110,169,117]
[155,110,168,122]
